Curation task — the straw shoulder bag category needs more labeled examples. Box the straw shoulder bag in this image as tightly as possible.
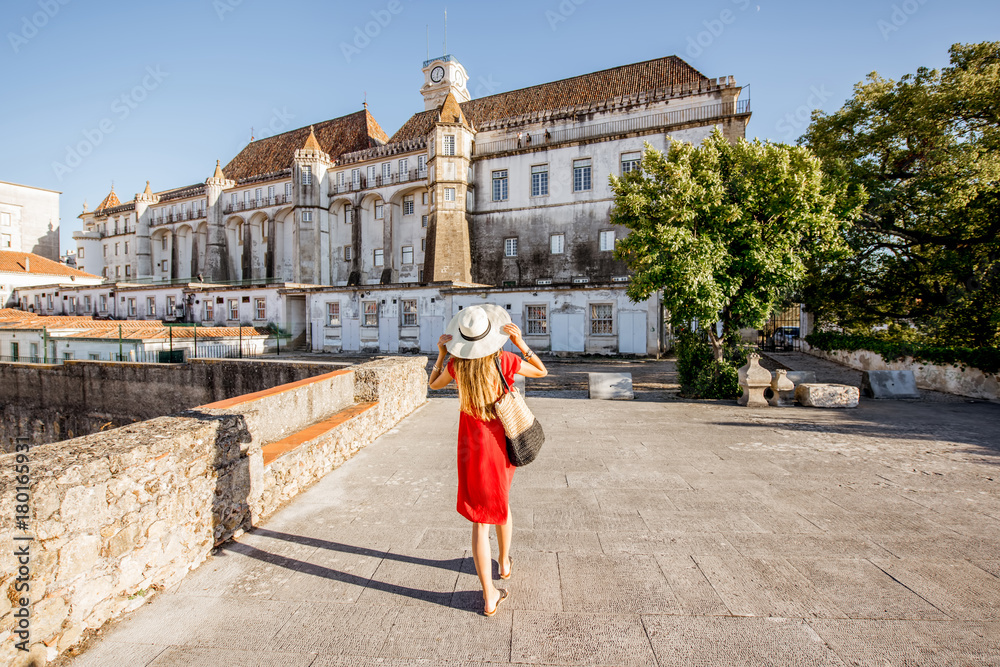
[493,356,545,466]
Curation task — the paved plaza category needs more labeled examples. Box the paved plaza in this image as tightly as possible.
[65,360,1000,666]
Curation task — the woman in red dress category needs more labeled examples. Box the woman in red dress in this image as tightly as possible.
[429,304,548,616]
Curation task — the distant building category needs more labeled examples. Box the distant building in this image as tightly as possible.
[0,250,101,310]
[0,181,60,261]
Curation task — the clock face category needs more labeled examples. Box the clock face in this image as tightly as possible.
[430,66,445,83]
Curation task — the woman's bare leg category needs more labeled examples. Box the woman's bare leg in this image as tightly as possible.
[472,522,501,612]
[496,505,512,577]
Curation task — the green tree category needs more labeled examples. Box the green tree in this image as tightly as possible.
[802,42,1000,347]
[611,129,862,362]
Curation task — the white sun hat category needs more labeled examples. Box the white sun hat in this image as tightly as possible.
[444,304,511,359]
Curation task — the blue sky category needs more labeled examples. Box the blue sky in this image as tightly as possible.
[1,0,996,253]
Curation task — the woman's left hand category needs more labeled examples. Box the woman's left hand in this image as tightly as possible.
[502,323,523,347]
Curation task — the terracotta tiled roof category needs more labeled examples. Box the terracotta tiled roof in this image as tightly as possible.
[0,251,99,278]
[222,110,390,182]
[57,326,269,340]
[390,55,710,142]
[94,187,121,212]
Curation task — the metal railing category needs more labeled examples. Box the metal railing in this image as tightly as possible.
[223,194,290,214]
[473,99,751,157]
[329,168,428,196]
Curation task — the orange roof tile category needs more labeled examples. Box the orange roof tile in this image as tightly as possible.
[94,187,121,212]
[0,251,100,279]
[222,110,389,182]
[391,55,710,142]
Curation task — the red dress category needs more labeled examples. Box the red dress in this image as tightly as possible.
[447,351,521,524]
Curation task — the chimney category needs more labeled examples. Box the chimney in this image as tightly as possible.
[24,257,29,273]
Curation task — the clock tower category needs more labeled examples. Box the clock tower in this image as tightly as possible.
[420,55,470,110]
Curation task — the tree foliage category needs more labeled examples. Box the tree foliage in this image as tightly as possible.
[801,42,1000,347]
[611,129,862,358]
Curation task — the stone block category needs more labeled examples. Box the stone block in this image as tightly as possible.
[588,372,634,400]
[784,371,817,386]
[862,370,920,399]
[795,383,860,408]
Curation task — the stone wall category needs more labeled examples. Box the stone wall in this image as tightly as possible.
[0,356,427,666]
[802,344,1000,402]
[0,358,349,449]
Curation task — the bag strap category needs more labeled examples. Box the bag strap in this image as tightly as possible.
[494,354,511,395]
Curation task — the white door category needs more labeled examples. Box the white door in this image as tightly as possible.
[551,312,585,352]
[343,318,360,352]
[618,311,647,354]
[419,316,445,352]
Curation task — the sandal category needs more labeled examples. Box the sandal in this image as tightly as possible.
[483,588,509,617]
[500,557,513,580]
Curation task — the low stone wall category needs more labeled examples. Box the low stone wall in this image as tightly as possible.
[802,344,1000,401]
[0,358,349,449]
[0,356,427,666]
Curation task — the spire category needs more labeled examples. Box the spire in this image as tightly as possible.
[213,159,224,179]
[94,185,121,212]
[143,180,153,196]
[302,125,322,152]
[439,90,471,128]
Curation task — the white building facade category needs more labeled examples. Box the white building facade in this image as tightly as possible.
[0,181,60,261]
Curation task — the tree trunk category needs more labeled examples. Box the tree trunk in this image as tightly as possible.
[708,327,725,364]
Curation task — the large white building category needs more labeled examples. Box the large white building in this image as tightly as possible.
[59,54,750,355]
[0,181,60,261]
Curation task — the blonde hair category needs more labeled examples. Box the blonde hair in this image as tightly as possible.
[451,351,502,421]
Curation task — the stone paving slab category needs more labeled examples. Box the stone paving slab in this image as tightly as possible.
[66,382,1000,666]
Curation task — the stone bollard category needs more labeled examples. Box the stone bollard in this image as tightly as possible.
[768,369,796,407]
[738,353,772,407]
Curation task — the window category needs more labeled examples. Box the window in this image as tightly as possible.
[285,182,293,198]
[492,170,508,201]
[443,134,456,155]
[444,187,455,202]
[531,164,549,196]
[599,230,616,252]
[10,342,18,362]
[401,245,413,264]
[34,295,41,310]
[421,238,425,251]
[63,352,74,361]
[382,162,391,180]
[421,214,428,228]
[326,302,341,326]
[417,155,426,172]
[621,151,642,175]
[255,187,262,203]
[115,243,119,256]
[78,247,84,259]
[367,165,376,184]
[573,158,592,192]
[337,171,345,189]
[147,297,156,316]
[47,294,53,309]
[100,295,107,312]
[125,265,131,277]
[343,245,353,261]
[244,191,251,206]
[351,168,360,187]
[1,233,10,248]
[302,210,312,222]
[127,298,136,317]
[398,158,408,175]
[69,297,76,311]
[84,295,91,311]
[302,165,312,185]
[591,303,613,335]
[0,212,8,225]
[204,300,213,320]
[103,245,108,257]
[344,205,353,224]
[403,196,414,215]
[162,236,168,250]
[526,305,548,335]
[124,241,129,254]
[550,233,565,254]
[115,266,121,278]
[267,185,275,202]
[373,248,384,266]
[505,238,518,257]
[362,300,377,327]
[255,298,266,320]
[228,299,239,320]
[166,296,175,314]
[230,193,238,209]
[422,192,428,205]
[375,202,384,219]
[401,299,417,326]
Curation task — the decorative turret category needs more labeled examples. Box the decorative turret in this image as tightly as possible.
[133,181,158,279]
[94,186,120,213]
[292,126,332,284]
[204,159,236,281]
